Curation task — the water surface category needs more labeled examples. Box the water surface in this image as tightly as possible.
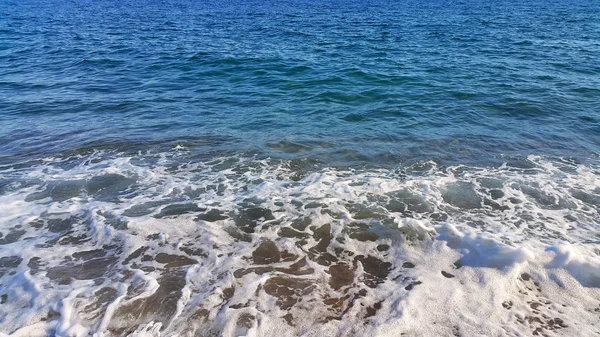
[1,0,599,336]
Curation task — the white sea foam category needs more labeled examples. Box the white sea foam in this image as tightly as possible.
[0,152,598,336]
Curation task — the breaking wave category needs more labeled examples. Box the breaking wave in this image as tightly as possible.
[0,149,599,336]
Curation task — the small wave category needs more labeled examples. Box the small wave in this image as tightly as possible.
[0,152,598,336]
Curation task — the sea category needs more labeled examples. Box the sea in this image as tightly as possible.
[0,0,599,336]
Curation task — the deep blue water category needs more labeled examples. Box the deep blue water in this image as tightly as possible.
[1,0,599,167]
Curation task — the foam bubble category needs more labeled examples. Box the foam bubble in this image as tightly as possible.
[0,152,598,336]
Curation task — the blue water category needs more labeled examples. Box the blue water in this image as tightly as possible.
[1,0,599,168]
[2,1,600,335]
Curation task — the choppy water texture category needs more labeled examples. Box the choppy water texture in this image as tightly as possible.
[1,0,600,336]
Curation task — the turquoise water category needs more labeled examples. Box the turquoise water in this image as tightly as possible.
[1,0,599,167]
[1,1,600,336]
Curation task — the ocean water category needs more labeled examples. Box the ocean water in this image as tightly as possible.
[1,0,599,336]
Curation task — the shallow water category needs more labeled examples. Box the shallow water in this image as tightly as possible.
[1,0,600,336]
